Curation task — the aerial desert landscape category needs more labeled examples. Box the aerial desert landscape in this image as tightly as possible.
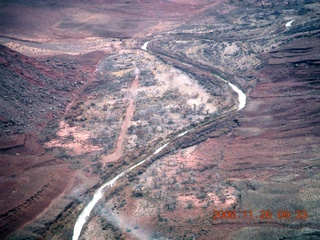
[0,0,319,239]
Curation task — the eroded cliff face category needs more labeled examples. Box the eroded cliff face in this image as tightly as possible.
[0,0,319,239]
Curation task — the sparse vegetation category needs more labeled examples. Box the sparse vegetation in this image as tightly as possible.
[1,0,319,239]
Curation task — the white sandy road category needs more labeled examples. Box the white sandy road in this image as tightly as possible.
[285,19,295,28]
[228,82,246,110]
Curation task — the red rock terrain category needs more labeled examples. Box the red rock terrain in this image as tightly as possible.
[96,36,320,239]
[78,1,320,239]
[0,45,105,239]
[0,0,319,239]
[0,1,227,239]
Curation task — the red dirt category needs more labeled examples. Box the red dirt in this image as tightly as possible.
[0,45,105,239]
[101,64,140,166]
[1,1,319,239]
[0,134,25,150]
[102,36,320,240]
[0,0,223,40]
[0,133,72,238]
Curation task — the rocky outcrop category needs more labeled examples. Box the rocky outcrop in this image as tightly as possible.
[0,134,25,150]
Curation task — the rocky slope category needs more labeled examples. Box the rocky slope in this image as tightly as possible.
[0,45,104,239]
[0,0,319,239]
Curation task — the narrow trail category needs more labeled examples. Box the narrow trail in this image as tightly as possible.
[100,66,139,166]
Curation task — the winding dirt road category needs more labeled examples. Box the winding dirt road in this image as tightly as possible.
[100,64,139,167]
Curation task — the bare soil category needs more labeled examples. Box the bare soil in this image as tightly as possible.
[0,0,319,239]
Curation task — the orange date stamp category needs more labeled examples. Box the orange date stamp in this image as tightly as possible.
[212,210,308,221]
